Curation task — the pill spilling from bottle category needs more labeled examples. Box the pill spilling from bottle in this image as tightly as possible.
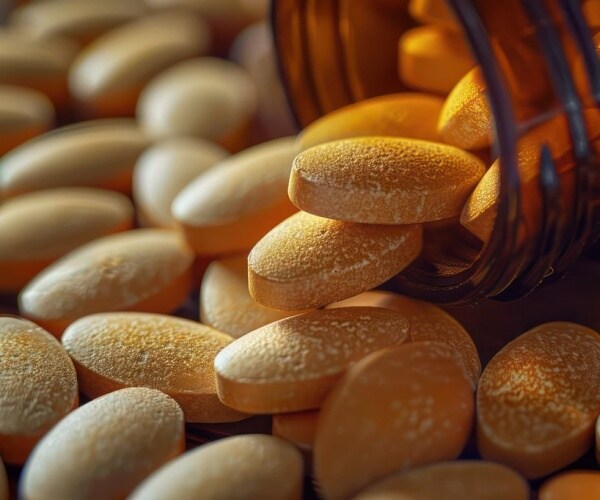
[1,0,599,499]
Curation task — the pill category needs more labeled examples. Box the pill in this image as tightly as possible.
[314,342,474,499]
[130,434,303,500]
[133,137,228,228]
[173,137,297,255]
[297,93,445,151]
[200,255,300,338]
[249,211,422,310]
[0,188,133,293]
[136,57,257,151]
[398,26,475,94]
[144,0,266,56]
[0,457,6,500]
[477,322,600,478]
[69,12,211,118]
[0,30,75,108]
[215,307,410,413]
[290,137,485,225]
[145,0,266,19]
[20,387,185,500]
[272,410,319,453]
[0,85,54,156]
[460,111,600,241]
[408,0,460,31]
[19,229,194,336]
[0,119,150,199]
[539,471,600,500]
[437,67,494,150]
[0,317,78,465]
[408,0,461,31]
[328,290,481,388]
[353,460,529,500]
[63,312,246,423]
[584,0,600,29]
[9,0,147,46]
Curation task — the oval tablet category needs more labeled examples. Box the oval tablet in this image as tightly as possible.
[136,57,257,148]
[297,93,444,151]
[215,307,410,413]
[461,111,600,241]
[353,461,529,500]
[9,0,147,46]
[200,255,300,338]
[398,26,474,94]
[438,67,493,150]
[62,312,246,423]
[538,470,600,500]
[248,211,422,310]
[19,229,194,336]
[0,119,150,199]
[133,137,228,227]
[173,137,297,255]
[409,0,460,30]
[539,471,600,500]
[290,137,485,225]
[0,317,78,465]
[20,388,184,500]
[0,188,133,292]
[329,290,481,388]
[584,0,600,29]
[477,322,600,478]
[272,410,319,453]
[0,31,75,107]
[69,12,211,117]
[130,434,303,500]
[314,342,474,499]
[0,85,54,156]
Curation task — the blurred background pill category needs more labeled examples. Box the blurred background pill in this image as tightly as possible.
[0,30,76,109]
[133,137,228,228]
[0,119,150,199]
[144,0,268,55]
[19,229,194,336]
[0,188,133,292]
[8,0,148,47]
[69,12,211,118]
[136,57,257,151]
[0,85,54,156]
